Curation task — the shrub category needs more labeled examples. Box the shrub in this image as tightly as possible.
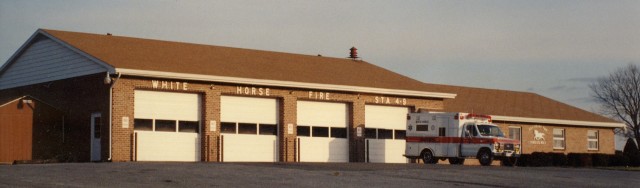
[623,138,640,167]
[591,154,610,167]
[568,153,592,167]
[608,153,629,166]
[529,152,553,167]
[516,154,531,167]
[550,153,568,166]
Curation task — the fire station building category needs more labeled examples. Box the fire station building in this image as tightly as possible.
[0,29,624,163]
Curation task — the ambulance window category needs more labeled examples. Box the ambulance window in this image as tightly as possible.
[438,127,446,137]
[220,122,236,133]
[297,126,310,137]
[466,125,477,136]
[378,129,393,139]
[395,130,406,140]
[416,125,429,131]
[330,127,347,138]
[259,124,277,135]
[312,127,329,137]
[365,128,377,139]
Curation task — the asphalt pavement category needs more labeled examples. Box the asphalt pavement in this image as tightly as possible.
[0,162,638,187]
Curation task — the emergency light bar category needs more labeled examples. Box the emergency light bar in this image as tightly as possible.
[456,113,492,122]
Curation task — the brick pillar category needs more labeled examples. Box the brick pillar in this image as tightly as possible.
[111,80,134,161]
[203,90,221,162]
[279,95,297,162]
[350,99,366,162]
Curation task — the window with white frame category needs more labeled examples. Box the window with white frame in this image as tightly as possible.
[588,130,599,150]
[553,129,565,149]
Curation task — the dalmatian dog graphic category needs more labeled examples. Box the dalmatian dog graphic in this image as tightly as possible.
[534,130,545,141]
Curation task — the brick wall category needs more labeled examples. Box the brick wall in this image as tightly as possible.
[110,76,445,162]
[0,73,619,162]
[496,121,616,154]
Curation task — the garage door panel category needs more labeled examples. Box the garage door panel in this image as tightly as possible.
[221,96,277,124]
[134,90,201,162]
[136,131,200,162]
[365,105,409,163]
[222,134,277,162]
[365,105,408,129]
[367,139,406,163]
[134,91,200,121]
[298,137,349,162]
[297,101,347,127]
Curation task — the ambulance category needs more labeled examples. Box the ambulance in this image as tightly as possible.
[404,112,520,166]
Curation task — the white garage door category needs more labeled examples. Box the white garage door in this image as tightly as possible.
[297,101,349,162]
[134,90,201,162]
[365,105,409,163]
[220,96,278,162]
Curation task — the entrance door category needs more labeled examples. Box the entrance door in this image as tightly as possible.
[90,113,101,161]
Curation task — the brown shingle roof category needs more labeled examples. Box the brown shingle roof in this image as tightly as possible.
[42,29,436,93]
[421,83,617,123]
[40,29,616,124]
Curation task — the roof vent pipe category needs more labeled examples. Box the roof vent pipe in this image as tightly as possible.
[349,47,359,60]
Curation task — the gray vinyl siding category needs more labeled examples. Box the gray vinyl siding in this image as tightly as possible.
[0,38,107,90]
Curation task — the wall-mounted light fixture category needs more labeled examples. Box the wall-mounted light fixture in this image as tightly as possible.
[104,72,112,85]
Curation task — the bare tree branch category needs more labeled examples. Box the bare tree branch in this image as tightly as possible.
[590,64,640,143]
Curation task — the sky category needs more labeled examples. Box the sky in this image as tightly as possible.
[1,0,639,113]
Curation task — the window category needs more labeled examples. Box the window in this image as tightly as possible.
[93,116,101,138]
[588,130,599,150]
[134,119,153,131]
[312,127,329,137]
[378,129,393,139]
[178,121,199,133]
[394,130,406,140]
[259,124,277,135]
[466,125,478,137]
[238,123,257,134]
[297,126,310,137]
[438,127,446,137]
[220,122,236,133]
[330,127,347,138]
[416,125,429,131]
[155,120,176,132]
[553,129,565,150]
[508,127,521,141]
[365,128,377,139]
[476,124,504,137]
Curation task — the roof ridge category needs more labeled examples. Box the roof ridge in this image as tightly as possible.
[41,29,357,63]
[422,82,536,95]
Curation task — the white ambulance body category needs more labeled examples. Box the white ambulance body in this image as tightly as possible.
[405,112,520,166]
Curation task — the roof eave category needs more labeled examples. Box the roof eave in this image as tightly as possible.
[116,68,457,99]
[492,115,626,128]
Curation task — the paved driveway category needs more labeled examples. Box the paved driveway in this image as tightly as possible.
[0,162,638,187]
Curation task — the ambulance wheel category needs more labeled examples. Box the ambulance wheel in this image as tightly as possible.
[421,150,435,164]
[477,149,493,166]
[449,158,465,165]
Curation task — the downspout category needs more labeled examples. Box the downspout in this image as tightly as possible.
[108,72,121,161]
